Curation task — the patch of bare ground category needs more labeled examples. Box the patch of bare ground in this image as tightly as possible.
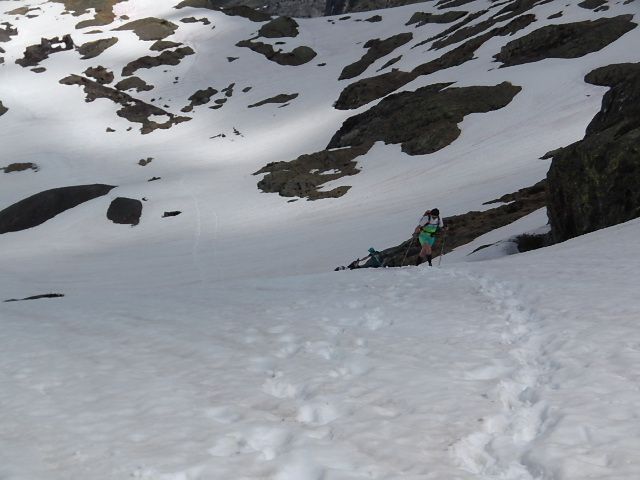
[339,32,413,80]
[60,74,190,134]
[121,46,195,76]
[16,34,74,67]
[77,36,118,59]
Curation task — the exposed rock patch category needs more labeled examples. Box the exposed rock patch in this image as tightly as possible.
[0,22,18,43]
[495,15,637,67]
[248,93,298,108]
[180,16,211,25]
[578,0,609,11]
[77,36,118,59]
[174,1,272,21]
[330,82,521,155]
[115,76,154,92]
[258,16,299,38]
[107,197,142,225]
[60,74,189,134]
[377,55,402,71]
[339,32,413,80]
[49,0,127,29]
[84,65,113,84]
[5,293,65,302]
[2,163,38,173]
[16,34,75,67]
[547,63,640,242]
[150,40,182,51]
[406,10,467,27]
[236,40,316,66]
[0,184,115,234]
[365,15,382,22]
[122,46,195,76]
[114,18,178,41]
[181,87,218,112]
[254,145,371,200]
[0,101,7,116]
[162,211,181,217]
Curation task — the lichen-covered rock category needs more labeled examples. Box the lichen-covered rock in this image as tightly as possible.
[0,184,115,234]
[107,197,143,226]
[495,15,637,67]
[329,82,522,155]
[547,63,640,242]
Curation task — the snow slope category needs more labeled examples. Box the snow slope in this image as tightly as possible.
[1,0,639,478]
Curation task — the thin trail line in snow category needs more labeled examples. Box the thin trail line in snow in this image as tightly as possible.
[445,269,560,480]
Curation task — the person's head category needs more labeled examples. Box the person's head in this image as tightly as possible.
[431,208,440,217]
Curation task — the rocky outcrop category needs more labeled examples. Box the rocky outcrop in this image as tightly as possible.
[107,197,143,225]
[181,87,218,112]
[174,1,272,21]
[49,0,126,28]
[495,15,637,67]
[121,46,195,76]
[248,93,298,108]
[406,10,468,27]
[258,16,299,38]
[547,63,640,242]
[84,66,114,84]
[114,76,154,92]
[329,82,522,155]
[0,100,7,116]
[0,22,19,42]
[15,34,74,67]
[77,37,118,59]
[339,32,413,80]
[236,40,317,66]
[114,18,178,41]
[0,184,115,234]
[254,145,370,200]
[2,163,38,173]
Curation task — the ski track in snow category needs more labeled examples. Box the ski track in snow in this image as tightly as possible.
[449,271,560,480]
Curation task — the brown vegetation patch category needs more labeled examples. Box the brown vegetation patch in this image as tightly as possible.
[60,74,190,134]
[122,46,195,76]
[339,33,413,80]
[236,40,316,66]
[77,36,118,59]
[248,93,298,108]
[16,34,74,67]
[114,18,178,41]
[495,15,637,67]
[329,82,521,156]
[254,145,371,200]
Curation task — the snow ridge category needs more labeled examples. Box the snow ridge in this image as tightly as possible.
[451,272,559,480]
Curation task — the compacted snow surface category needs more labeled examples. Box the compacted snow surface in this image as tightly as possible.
[1,0,639,478]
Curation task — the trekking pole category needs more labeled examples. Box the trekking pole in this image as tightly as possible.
[401,237,415,266]
[438,230,447,267]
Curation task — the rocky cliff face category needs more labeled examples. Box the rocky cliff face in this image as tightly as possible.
[218,0,426,17]
[547,63,640,242]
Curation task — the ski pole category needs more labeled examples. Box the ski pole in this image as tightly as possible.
[401,237,415,266]
[438,230,447,266]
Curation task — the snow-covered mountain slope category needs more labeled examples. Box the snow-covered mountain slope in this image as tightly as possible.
[1,1,639,478]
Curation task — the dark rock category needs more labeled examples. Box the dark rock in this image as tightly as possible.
[162,211,181,217]
[365,15,382,22]
[138,157,153,166]
[16,34,75,67]
[377,55,402,71]
[49,0,126,28]
[0,100,7,116]
[236,40,316,66]
[414,9,486,50]
[181,87,218,112]
[547,63,640,242]
[339,32,413,80]
[60,74,189,134]
[2,162,38,173]
[248,93,298,108]
[578,0,608,10]
[495,15,637,67]
[254,145,371,200]
[77,37,118,59]
[0,22,18,42]
[107,197,143,226]
[227,56,239,62]
[406,10,467,27]
[83,65,114,84]
[150,40,182,51]
[258,16,299,38]
[148,176,161,182]
[334,69,417,110]
[330,82,521,155]
[122,46,195,76]
[547,11,563,19]
[0,184,115,234]
[31,67,47,73]
[106,127,115,132]
[5,293,65,302]
[114,76,154,92]
[437,0,477,8]
[114,17,178,41]
[180,16,211,25]
[174,1,272,21]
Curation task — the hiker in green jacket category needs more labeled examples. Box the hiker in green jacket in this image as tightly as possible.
[413,208,444,266]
